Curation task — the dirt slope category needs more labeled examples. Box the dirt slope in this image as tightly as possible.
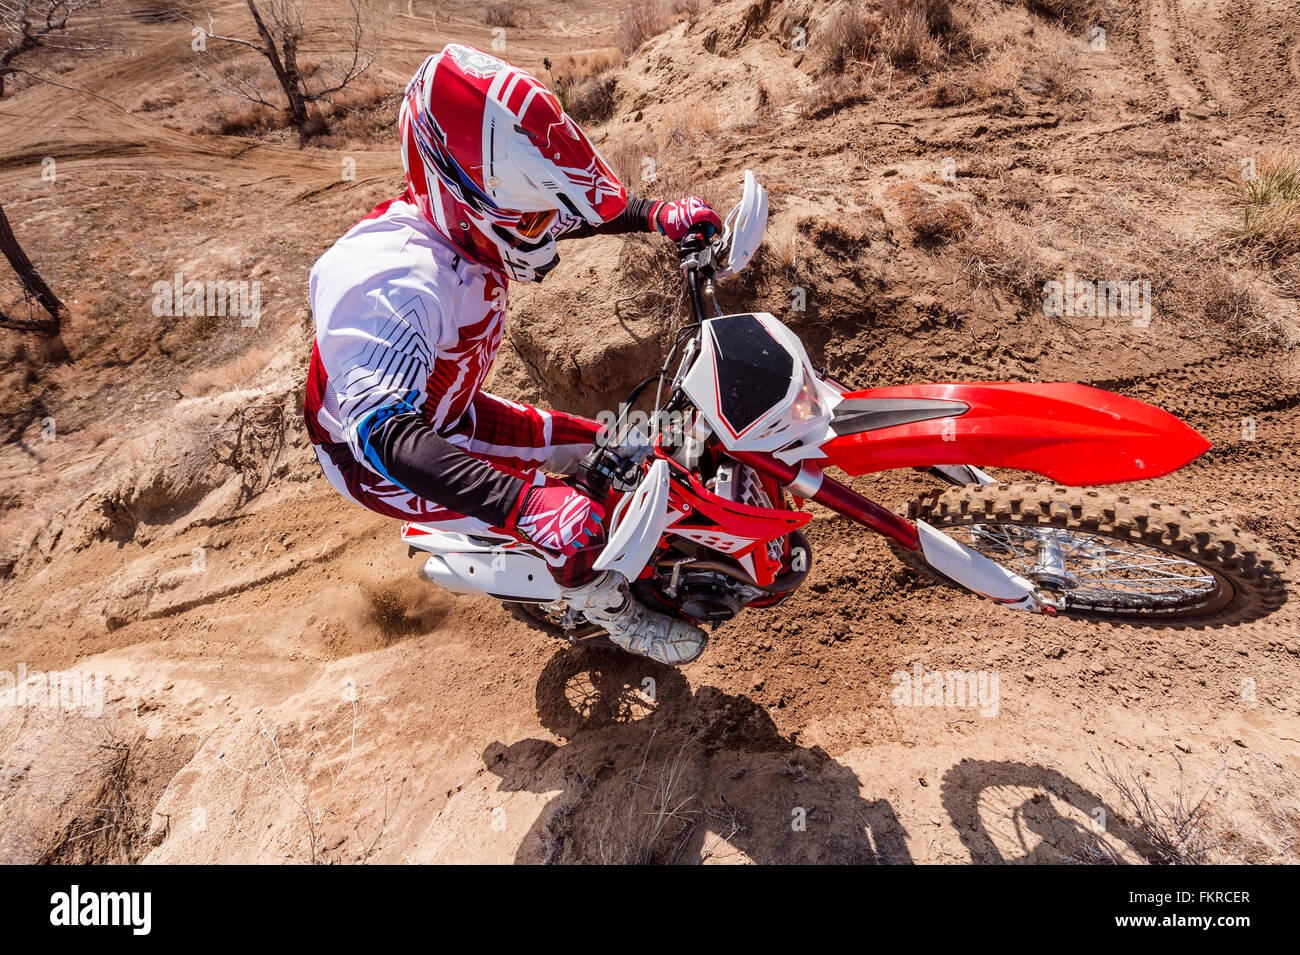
[0,0,1297,864]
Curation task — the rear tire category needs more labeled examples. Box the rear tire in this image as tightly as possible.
[893,483,1287,626]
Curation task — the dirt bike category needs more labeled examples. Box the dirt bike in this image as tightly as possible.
[403,172,1286,657]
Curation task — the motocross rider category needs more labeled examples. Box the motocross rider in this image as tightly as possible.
[306,44,721,665]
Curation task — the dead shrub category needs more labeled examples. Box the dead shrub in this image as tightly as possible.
[1021,0,1111,31]
[1089,755,1225,865]
[1019,51,1086,101]
[618,0,668,54]
[798,69,890,119]
[315,78,401,145]
[892,182,972,244]
[183,347,272,397]
[209,101,283,136]
[546,48,623,85]
[817,0,965,77]
[485,3,516,27]
[565,75,617,123]
[928,77,973,106]
[803,214,876,258]
[814,1,882,76]
[880,0,946,67]
[959,226,1056,309]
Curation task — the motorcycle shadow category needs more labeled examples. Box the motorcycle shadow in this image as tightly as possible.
[482,646,913,865]
[940,759,1161,864]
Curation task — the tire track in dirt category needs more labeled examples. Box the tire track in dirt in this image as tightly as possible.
[1144,0,1204,112]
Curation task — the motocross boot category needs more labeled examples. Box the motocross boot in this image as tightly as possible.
[562,571,707,665]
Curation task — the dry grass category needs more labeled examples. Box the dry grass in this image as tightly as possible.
[593,730,701,864]
[617,0,668,55]
[1018,50,1086,101]
[1089,755,1226,864]
[814,1,884,76]
[484,3,516,27]
[891,181,973,244]
[182,346,271,397]
[880,0,952,68]
[599,101,723,206]
[960,222,1056,310]
[1020,0,1112,31]
[564,75,616,123]
[1085,753,1300,866]
[546,48,623,85]
[222,697,365,864]
[543,50,623,124]
[1226,153,1300,258]
[815,0,965,76]
[207,101,283,137]
[799,67,896,118]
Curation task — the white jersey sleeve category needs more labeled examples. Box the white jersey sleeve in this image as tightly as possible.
[309,202,458,481]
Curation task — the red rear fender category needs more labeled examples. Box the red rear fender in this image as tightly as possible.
[821,382,1210,485]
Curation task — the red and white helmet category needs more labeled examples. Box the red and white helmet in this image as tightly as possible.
[399,44,627,282]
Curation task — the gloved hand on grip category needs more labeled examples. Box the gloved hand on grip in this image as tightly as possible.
[511,483,605,558]
[653,196,723,241]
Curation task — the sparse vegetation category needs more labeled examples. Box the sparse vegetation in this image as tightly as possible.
[1018,50,1085,101]
[0,0,111,98]
[544,51,622,123]
[1089,755,1228,864]
[892,181,973,244]
[1020,0,1112,32]
[485,3,516,27]
[1226,154,1300,258]
[617,0,666,54]
[221,699,365,864]
[565,74,616,122]
[182,0,381,147]
[815,0,965,76]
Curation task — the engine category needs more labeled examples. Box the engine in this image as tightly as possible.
[672,568,749,624]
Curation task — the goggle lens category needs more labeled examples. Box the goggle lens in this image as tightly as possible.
[514,209,557,239]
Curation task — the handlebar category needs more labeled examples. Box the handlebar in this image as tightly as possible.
[675,232,721,324]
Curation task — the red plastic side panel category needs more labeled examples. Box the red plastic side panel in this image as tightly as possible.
[823,383,1210,486]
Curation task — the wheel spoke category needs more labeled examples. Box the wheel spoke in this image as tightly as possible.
[948,522,1220,612]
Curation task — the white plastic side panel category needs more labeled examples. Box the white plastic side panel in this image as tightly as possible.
[916,520,1044,612]
[406,528,560,600]
[594,458,671,577]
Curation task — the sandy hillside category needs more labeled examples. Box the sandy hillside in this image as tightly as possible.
[0,0,1297,864]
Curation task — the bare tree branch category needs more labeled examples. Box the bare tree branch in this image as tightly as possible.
[0,0,113,97]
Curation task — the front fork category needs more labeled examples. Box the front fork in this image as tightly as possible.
[728,451,1058,615]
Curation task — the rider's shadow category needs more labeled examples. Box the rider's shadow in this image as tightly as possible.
[483,647,912,865]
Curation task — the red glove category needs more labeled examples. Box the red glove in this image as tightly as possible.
[511,484,604,557]
[653,196,723,241]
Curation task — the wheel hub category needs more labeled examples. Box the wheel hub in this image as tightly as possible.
[1027,531,1079,591]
